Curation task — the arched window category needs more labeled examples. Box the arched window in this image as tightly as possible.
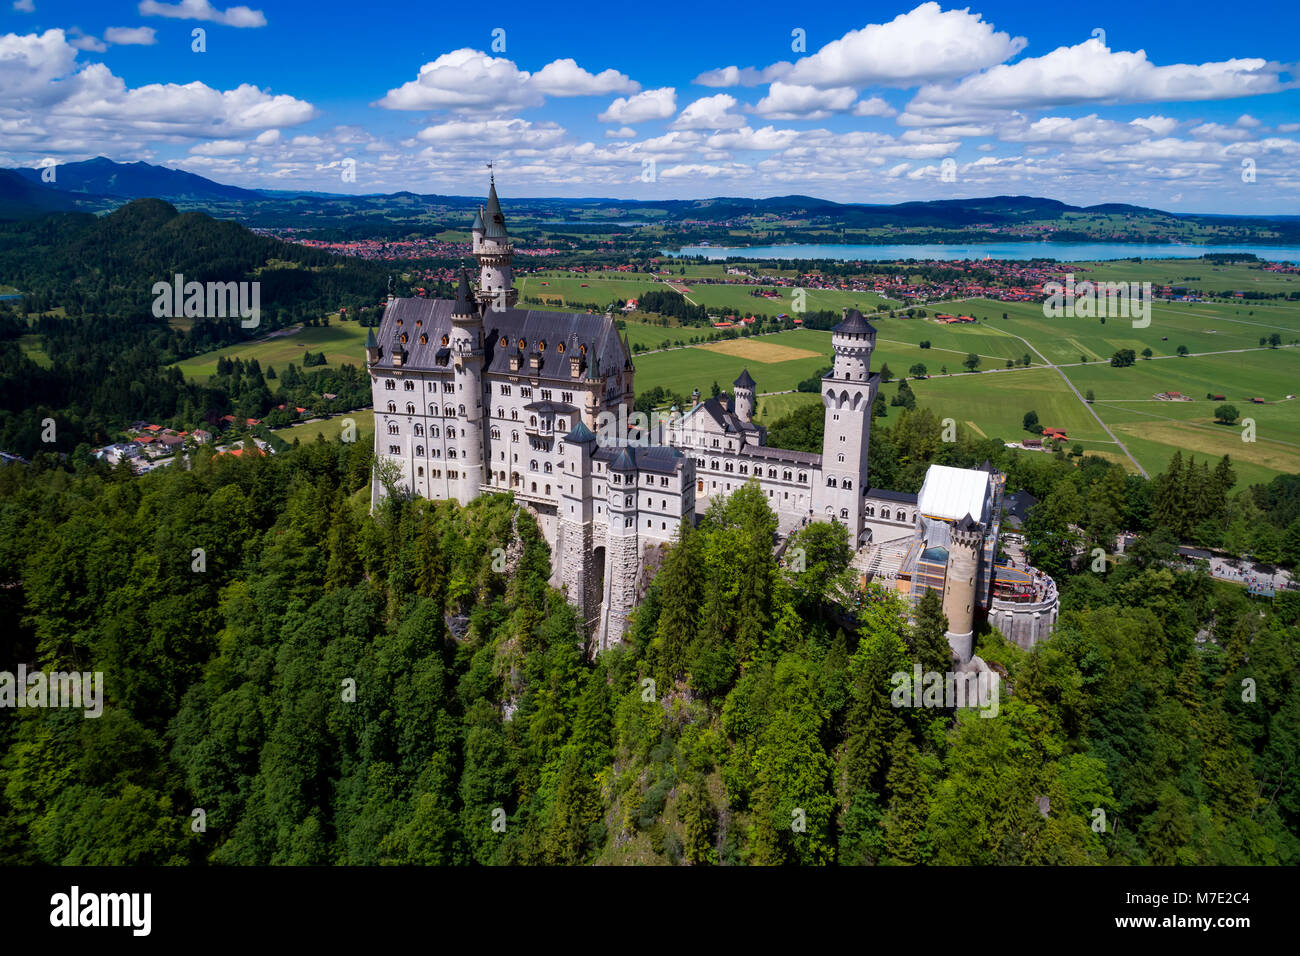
[445,406,454,417]
[385,380,395,390]
[458,404,466,416]
[387,423,399,435]
[783,470,792,481]
[529,415,537,427]
[406,403,415,415]
[511,431,519,442]
[387,402,396,413]
[429,403,437,415]
[843,479,852,490]
[413,424,424,436]
[404,380,414,391]
[881,507,891,520]
[431,426,440,438]
[545,485,551,496]
[840,508,849,519]
[497,407,504,418]
[827,476,837,487]
[865,505,875,517]
[530,459,538,471]
[511,409,518,420]
[448,448,457,459]
[897,510,906,523]
[490,427,500,440]
[417,466,424,477]
[544,462,552,473]
[415,445,424,457]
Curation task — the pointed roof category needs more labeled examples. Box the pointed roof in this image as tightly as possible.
[733,368,756,389]
[564,420,596,443]
[470,206,484,232]
[483,181,509,240]
[833,309,876,336]
[956,513,979,532]
[365,327,377,349]
[452,269,475,316]
[610,446,636,472]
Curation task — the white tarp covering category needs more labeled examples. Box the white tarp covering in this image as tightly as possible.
[917,464,989,523]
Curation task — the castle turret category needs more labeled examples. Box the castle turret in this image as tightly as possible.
[560,421,600,645]
[942,514,982,663]
[732,368,756,423]
[816,309,877,547]
[365,326,380,366]
[602,446,641,650]
[474,176,516,312]
[470,206,484,255]
[449,269,485,502]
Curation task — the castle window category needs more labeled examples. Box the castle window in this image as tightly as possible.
[431,427,440,437]
[531,482,537,492]
[458,404,466,416]
[841,508,849,519]
[445,406,455,417]
[521,387,532,398]
[544,462,552,473]
[444,382,455,393]
[545,485,551,496]
[511,431,519,442]
[541,389,552,401]
[898,511,907,522]
[419,334,428,345]
[491,427,500,440]
[558,343,565,354]
[501,384,511,396]
[768,468,776,478]
[625,496,633,508]
[388,444,399,455]
[530,415,537,427]
[843,479,852,490]
[428,404,437,415]
[740,464,748,475]
[579,344,587,355]
[538,340,546,351]
[448,449,457,459]
[416,445,424,457]
[625,517,633,528]
[558,419,566,431]
[413,424,424,436]
[783,470,792,481]
[561,392,573,403]
[387,402,396,413]
[827,477,837,487]
[865,505,874,517]
[500,336,508,347]
[530,459,538,471]
[388,423,399,435]
[518,338,527,349]
[385,380,395,390]
[441,334,449,346]
[881,507,890,520]
[406,403,415,415]
[799,472,807,483]
[498,407,504,418]
[417,467,424,477]
[838,454,845,463]
[511,409,518,420]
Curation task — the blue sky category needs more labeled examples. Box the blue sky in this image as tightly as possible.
[3,0,1299,212]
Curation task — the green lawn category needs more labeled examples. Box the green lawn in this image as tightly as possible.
[172,320,370,381]
[274,412,374,445]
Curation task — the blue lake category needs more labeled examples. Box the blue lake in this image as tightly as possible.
[671,241,1300,264]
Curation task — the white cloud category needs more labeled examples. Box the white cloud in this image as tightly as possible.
[68,30,107,53]
[693,63,791,87]
[605,127,637,139]
[783,2,1026,88]
[908,38,1289,118]
[137,0,267,28]
[1235,114,1261,128]
[377,49,541,111]
[416,117,567,149]
[706,126,802,151]
[852,97,897,118]
[1130,115,1179,136]
[104,26,158,45]
[190,139,246,156]
[12,0,34,11]
[658,163,747,180]
[753,82,858,120]
[530,58,638,97]
[670,93,745,130]
[598,87,676,124]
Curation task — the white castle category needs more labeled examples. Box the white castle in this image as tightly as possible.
[367,178,1057,658]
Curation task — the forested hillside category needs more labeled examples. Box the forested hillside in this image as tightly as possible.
[0,433,1295,865]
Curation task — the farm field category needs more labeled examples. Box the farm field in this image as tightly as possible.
[635,291,1300,489]
[634,328,833,396]
[273,411,374,445]
[754,391,820,424]
[172,319,370,381]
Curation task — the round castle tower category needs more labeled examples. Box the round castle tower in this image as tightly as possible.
[942,514,982,663]
[473,175,517,312]
[732,368,756,423]
[449,269,486,501]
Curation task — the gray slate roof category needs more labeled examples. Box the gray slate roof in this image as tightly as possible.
[372,297,628,385]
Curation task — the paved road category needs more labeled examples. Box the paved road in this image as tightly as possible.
[985,323,1149,477]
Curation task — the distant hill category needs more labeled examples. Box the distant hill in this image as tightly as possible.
[0,169,85,219]
[12,156,263,203]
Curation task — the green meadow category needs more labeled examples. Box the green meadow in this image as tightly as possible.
[171,318,370,381]
[274,412,375,445]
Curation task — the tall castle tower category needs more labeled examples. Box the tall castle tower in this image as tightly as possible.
[942,515,982,663]
[449,269,486,502]
[732,368,756,423]
[819,310,877,546]
[473,173,517,313]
